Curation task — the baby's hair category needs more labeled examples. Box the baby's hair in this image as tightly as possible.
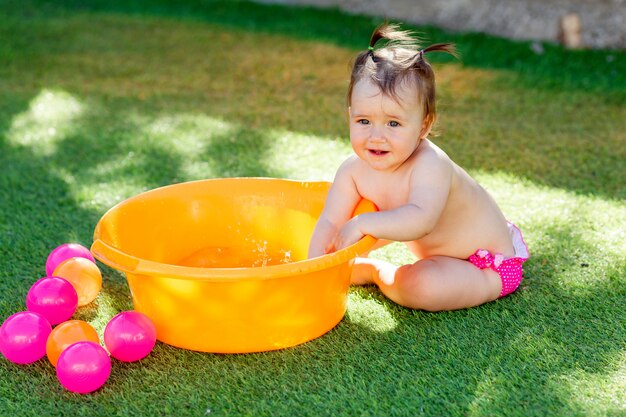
[348,23,457,128]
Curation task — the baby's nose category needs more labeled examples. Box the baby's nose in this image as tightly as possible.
[369,126,385,141]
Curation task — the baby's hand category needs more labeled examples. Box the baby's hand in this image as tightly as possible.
[325,217,364,253]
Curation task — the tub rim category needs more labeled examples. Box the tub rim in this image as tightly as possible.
[91,177,378,282]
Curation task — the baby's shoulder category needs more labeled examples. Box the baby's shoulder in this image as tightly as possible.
[410,140,454,172]
[417,139,451,161]
[337,154,369,175]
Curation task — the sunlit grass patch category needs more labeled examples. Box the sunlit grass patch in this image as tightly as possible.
[555,351,626,417]
[346,294,398,333]
[7,89,85,156]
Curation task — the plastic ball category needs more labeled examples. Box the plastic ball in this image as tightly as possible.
[46,320,100,367]
[56,341,111,394]
[0,311,52,364]
[53,257,102,306]
[26,276,78,325]
[104,311,156,362]
[46,243,96,277]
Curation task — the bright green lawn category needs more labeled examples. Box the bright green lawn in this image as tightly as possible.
[1,1,625,416]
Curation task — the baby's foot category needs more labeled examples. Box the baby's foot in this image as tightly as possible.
[350,259,376,285]
[350,258,398,286]
[377,262,397,286]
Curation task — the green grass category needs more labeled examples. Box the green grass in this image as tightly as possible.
[1,1,625,416]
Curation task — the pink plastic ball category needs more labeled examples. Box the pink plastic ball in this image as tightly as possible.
[26,277,78,325]
[0,311,52,364]
[56,341,111,394]
[46,243,96,277]
[104,311,156,362]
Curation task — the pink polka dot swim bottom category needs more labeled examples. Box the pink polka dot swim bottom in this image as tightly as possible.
[468,222,530,297]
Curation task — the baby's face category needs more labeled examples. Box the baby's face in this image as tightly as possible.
[349,79,426,172]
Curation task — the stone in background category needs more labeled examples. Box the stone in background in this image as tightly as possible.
[256,0,626,49]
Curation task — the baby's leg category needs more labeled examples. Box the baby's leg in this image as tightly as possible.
[352,256,502,311]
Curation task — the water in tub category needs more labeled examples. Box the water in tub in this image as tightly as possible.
[176,239,294,268]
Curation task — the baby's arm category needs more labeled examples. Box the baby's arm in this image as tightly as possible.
[308,159,362,258]
[331,150,452,249]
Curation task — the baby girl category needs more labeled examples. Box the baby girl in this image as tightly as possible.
[308,23,529,311]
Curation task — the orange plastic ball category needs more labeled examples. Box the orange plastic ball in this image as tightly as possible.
[46,320,100,367]
[53,257,102,306]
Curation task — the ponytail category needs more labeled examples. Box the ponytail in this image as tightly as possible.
[422,43,458,56]
[411,42,458,66]
[369,23,414,50]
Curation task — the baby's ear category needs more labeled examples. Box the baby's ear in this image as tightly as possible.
[419,114,435,139]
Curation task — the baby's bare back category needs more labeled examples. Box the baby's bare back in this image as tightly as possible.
[408,163,514,260]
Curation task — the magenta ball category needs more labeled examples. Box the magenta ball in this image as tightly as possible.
[104,311,156,362]
[56,341,111,394]
[45,243,96,277]
[0,311,52,364]
[26,276,78,325]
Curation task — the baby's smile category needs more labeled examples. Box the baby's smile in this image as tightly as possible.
[369,149,389,156]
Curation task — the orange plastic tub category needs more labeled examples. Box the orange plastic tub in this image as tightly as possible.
[91,178,377,353]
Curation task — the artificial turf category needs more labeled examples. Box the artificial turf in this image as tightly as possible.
[0,1,624,416]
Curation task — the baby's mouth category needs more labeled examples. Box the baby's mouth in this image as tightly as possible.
[368,149,389,156]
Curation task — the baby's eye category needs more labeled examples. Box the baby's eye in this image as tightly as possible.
[388,121,400,127]
[357,119,370,125]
